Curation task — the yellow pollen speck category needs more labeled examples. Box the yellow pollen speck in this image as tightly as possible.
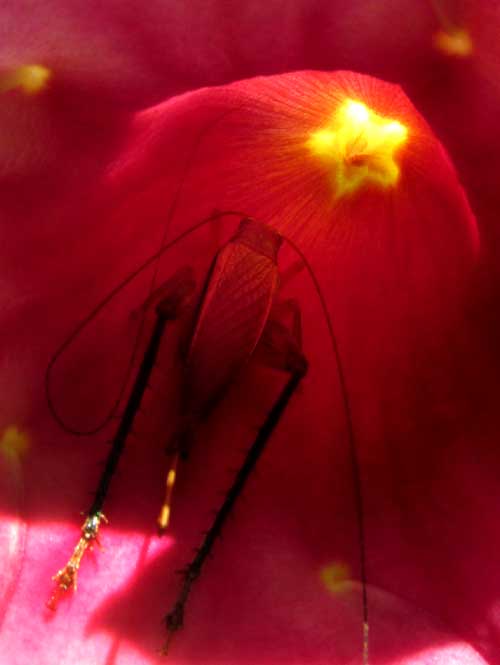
[0,425,29,463]
[167,469,176,488]
[320,562,352,593]
[434,28,473,57]
[158,505,170,530]
[307,98,408,198]
[0,64,51,95]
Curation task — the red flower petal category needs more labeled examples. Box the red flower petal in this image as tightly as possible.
[2,67,494,665]
[3,1,500,662]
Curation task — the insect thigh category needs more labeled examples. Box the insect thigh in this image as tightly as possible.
[47,268,196,608]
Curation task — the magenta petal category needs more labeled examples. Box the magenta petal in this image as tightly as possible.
[1,51,499,665]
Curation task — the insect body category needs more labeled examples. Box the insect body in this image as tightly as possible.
[158,218,286,530]
[181,217,283,434]
[47,216,310,653]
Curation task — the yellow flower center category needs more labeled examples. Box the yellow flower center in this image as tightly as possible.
[433,28,473,57]
[307,99,408,198]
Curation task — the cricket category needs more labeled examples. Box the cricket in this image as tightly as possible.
[43,99,369,659]
[44,208,368,659]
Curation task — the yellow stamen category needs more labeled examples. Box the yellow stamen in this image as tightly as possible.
[433,28,473,57]
[157,456,179,532]
[320,561,351,593]
[307,98,408,198]
[0,425,29,463]
[158,505,171,530]
[0,64,51,95]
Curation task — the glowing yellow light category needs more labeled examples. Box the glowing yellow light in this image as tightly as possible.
[0,425,29,462]
[158,455,179,532]
[158,505,171,530]
[167,469,176,488]
[307,98,408,198]
[345,100,370,124]
[320,562,351,593]
[0,64,51,95]
[434,28,473,57]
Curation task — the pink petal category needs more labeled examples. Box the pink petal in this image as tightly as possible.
[3,67,496,665]
[3,1,500,663]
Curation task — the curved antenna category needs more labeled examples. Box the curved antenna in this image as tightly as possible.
[45,209,248,436]
[47,195,369,655]
[46,99,247,437]
[132,103,249,427]
[284,236,369,665]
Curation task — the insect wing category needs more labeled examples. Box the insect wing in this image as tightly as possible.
[182,219,282,421]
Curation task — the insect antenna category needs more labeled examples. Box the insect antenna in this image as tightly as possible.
[162,365,308,655]
[283,236,369,664]
[160,224,369,663]
[45,208,248,436]
[45,101,250,437]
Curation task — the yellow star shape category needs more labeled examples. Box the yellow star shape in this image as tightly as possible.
[308,99,408,198]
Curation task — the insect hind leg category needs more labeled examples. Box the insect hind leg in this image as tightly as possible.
[161,302,307,654]
[47,268,196,609]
